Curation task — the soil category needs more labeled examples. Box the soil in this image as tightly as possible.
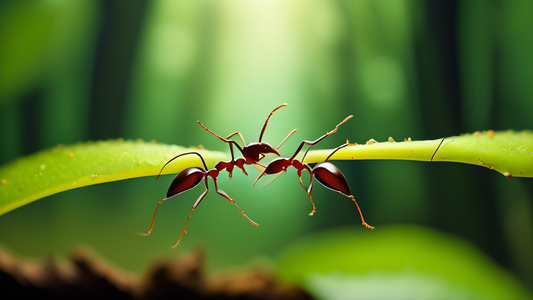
[0,247,313,300]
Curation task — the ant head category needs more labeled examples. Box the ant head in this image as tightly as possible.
[258,143,280,157]
[242,142,280,162]
[252,157,289,187]
[263,157,288,175]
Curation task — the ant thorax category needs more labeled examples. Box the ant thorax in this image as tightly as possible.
[292,159,304,170]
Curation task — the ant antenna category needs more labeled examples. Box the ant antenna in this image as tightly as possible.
[156,152,208,180]
[259,103,288,142]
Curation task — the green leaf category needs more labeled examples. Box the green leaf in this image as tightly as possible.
[276,225,532,300]
[0,140,228,216]
[1,130,532,217]
[305,130,533,178]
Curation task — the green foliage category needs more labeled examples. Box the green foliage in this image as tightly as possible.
[2,130,532,217]
[1,0,532,294]
[276,225,533,300]
[0,140,227,216]
[0,0,97,103]
[307,130,533,178]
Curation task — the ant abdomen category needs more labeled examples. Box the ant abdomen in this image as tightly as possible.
[313,162,351,196]
[167,167,204,198]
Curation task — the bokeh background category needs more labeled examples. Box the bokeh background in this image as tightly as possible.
[1,0,532,298]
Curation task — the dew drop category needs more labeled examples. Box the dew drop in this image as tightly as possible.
[366,139,377,145]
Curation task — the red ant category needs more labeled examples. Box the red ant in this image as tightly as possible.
[139,104,296,247]
[197,103,297,178]
[138,152,259,248]
[252,116,374,230]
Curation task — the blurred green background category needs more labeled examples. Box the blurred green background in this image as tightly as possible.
[1,0,532,298]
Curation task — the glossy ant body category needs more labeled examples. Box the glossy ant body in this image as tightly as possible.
[197,103,297,177]
[252,116,374,230]
[139,104,296,247]
[138,152,259,248]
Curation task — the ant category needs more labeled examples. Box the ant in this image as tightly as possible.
[139,104,296,247]
[252,116,374,230]
[138,152,259,248]
[197,103,297,178]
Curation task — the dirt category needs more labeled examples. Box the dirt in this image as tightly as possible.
[0,247,313,300]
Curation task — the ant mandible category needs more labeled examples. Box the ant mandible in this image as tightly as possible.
[138,152,259,248]
[197,103,297,178]
[252,116,374,230]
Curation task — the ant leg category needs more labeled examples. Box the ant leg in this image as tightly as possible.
[275,129,297,150]
[325,141,373,229]
[346,195,374,230]
[301,115,353,161]
[226,131,246,148]
[297,166,316,216]
[235,158,249,176]
[213,178,259,226]
[324,141,351,161]
[137,196,174,236]
[171,178,210,248]
[288,115,353,162]
[197,121,244,160]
